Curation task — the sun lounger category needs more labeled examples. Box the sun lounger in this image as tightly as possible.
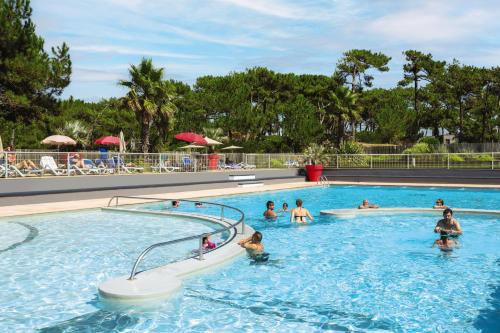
[40,156,75,176]
[112,156,144,173]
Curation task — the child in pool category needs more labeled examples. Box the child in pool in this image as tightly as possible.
[202,236,216,250]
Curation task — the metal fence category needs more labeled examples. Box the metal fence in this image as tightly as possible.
[1,151,499,178]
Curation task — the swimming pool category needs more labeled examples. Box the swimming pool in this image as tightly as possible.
[1,185,499,332]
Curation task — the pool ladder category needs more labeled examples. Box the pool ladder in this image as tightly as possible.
[318,175,329,187]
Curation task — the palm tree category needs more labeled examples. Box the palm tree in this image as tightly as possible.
[119,58,176,153]
[330,86,360,145]
[56,120,90,148]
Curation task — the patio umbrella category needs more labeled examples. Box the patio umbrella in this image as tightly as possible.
[95,136,120,146]
[175,132,207,144]
[119,131,126,153]
[221,145,243,151]
[203,137,223,145]
[180,144,205,149]
[41,135,76,150]
[0,135,3,158]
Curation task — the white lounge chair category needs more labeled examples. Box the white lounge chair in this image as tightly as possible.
[152,160,180,173]
[40,156,74,176]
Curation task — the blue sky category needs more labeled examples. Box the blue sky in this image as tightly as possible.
[32,0,500,101]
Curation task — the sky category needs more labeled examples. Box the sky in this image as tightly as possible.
[32,0,500,101]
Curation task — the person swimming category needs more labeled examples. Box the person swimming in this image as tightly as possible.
[172,200,180,208]
[358,199,379,209]
[433,230,457,250]
[202,235,216,250]
[433,199,448,209]
[290,199,313,223]
[277,202,289,213]
[263,201,277,219]
[434,208,462,236]
[238,231,268,261]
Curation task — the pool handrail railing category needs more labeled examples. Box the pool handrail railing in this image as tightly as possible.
[106,195,245,280]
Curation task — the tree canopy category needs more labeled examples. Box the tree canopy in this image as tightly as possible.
[1,0,499,152]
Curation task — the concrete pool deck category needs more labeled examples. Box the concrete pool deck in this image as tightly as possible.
[1,180,499,218]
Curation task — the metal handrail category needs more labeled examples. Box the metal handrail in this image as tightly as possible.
[106,196,245,280]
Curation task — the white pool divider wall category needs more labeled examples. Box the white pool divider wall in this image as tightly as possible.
[228,174,256,181]
[320,207,500,217]
[98,208,254,302]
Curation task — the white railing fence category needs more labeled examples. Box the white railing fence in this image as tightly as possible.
[0,151,499,178]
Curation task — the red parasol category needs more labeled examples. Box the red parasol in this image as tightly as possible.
[95,136,121,146]
[174,132,207,144]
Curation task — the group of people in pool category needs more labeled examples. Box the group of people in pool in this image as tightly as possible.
[263,199,314,223]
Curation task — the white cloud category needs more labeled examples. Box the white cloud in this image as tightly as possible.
[216,0,336,20]
[367,2,498,43]
[72,45,205,59]
[73,68,123,82]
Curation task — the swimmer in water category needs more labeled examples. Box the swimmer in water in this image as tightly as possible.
[290,199,313,223]
[433,199,448,209]
[358,199,379,209]
[238,231,264,257]
[172,200,180,208]
[263,201,277,219]
[433,231,457,250]
[277,202,289,213]
[202,235,216,250]
[434,208,462,236]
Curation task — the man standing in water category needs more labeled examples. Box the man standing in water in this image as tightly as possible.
[434,208,462,236]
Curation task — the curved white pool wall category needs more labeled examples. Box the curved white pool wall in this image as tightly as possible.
[321,207,500,217]
[98,208,254,301]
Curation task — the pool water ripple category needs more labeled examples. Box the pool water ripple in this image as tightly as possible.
[0,185,499,332]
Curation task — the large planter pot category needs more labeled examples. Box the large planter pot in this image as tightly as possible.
[208,154,221,170]
[305,164,323,182]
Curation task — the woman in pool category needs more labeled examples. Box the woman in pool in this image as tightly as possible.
[290,199,313,223]
[433,199,448,209]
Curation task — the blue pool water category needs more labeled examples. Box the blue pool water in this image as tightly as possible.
[1,186,499,332]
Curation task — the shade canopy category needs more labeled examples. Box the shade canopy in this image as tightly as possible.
[221,145,243,150]
[180,144,205,149]
[41,135,76,146]
[175,132,207,144]
[95,136,120,145]
[203,137,223,145]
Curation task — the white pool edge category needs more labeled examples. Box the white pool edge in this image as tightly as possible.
[98,211,255,302]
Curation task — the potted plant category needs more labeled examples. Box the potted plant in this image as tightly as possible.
[303,144,329,182]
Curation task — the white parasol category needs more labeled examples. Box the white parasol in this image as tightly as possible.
[41,135,77,149]
[119,130,126,153]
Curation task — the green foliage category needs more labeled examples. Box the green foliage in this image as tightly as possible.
[336,141,365,154]
[270,159,284,168]
[471,154,493,162]
[1,0,498,151]
[403,142,432,154]
[0,0,71,122]
[304,143,329,165]
[449,154,465,162]
[418,136,440,145]
[119,58,177,153]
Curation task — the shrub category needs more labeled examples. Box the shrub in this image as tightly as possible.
[471,154,493,162]
[270,159,284,168]
[403,142,432,154]
[336,141,365,154]
[417,136,440,146]
[449,154,464,162]
[303,144,329,165]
